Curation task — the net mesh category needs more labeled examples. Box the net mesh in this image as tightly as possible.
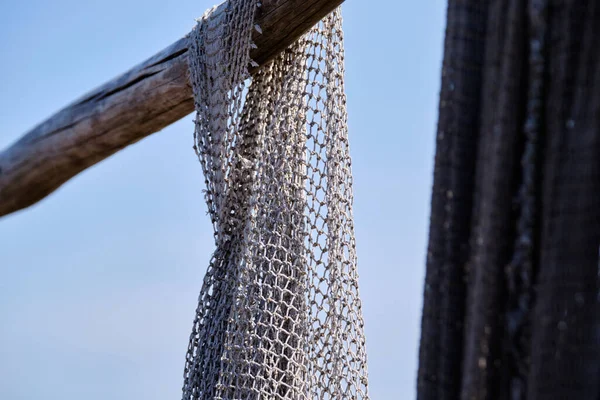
[183,1,369,399]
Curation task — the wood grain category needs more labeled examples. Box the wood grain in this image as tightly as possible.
[0,0,343,218]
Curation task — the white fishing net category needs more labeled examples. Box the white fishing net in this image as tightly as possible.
[183,1,369,398]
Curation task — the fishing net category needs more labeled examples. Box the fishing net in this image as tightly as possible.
[418,0,600,399]
[182,1,369,399]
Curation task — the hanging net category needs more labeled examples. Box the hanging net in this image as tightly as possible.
[417,0,600,399]
[182,1,369,399]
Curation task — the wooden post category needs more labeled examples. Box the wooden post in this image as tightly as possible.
[0,0,343,218]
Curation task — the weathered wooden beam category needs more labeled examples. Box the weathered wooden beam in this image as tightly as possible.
[0,0,343,218]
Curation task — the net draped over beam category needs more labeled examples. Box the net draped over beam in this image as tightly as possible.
[418,0,600,399]
[182,2,369,399]
[0,0,343,218]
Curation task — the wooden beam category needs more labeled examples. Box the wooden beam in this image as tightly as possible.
[0,0,343,218]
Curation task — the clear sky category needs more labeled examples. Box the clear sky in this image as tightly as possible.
[0,1,445,398]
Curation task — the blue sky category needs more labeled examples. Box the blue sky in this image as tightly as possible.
[0,1,446,398]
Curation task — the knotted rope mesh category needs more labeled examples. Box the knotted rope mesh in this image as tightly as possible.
[183,2,369,399]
